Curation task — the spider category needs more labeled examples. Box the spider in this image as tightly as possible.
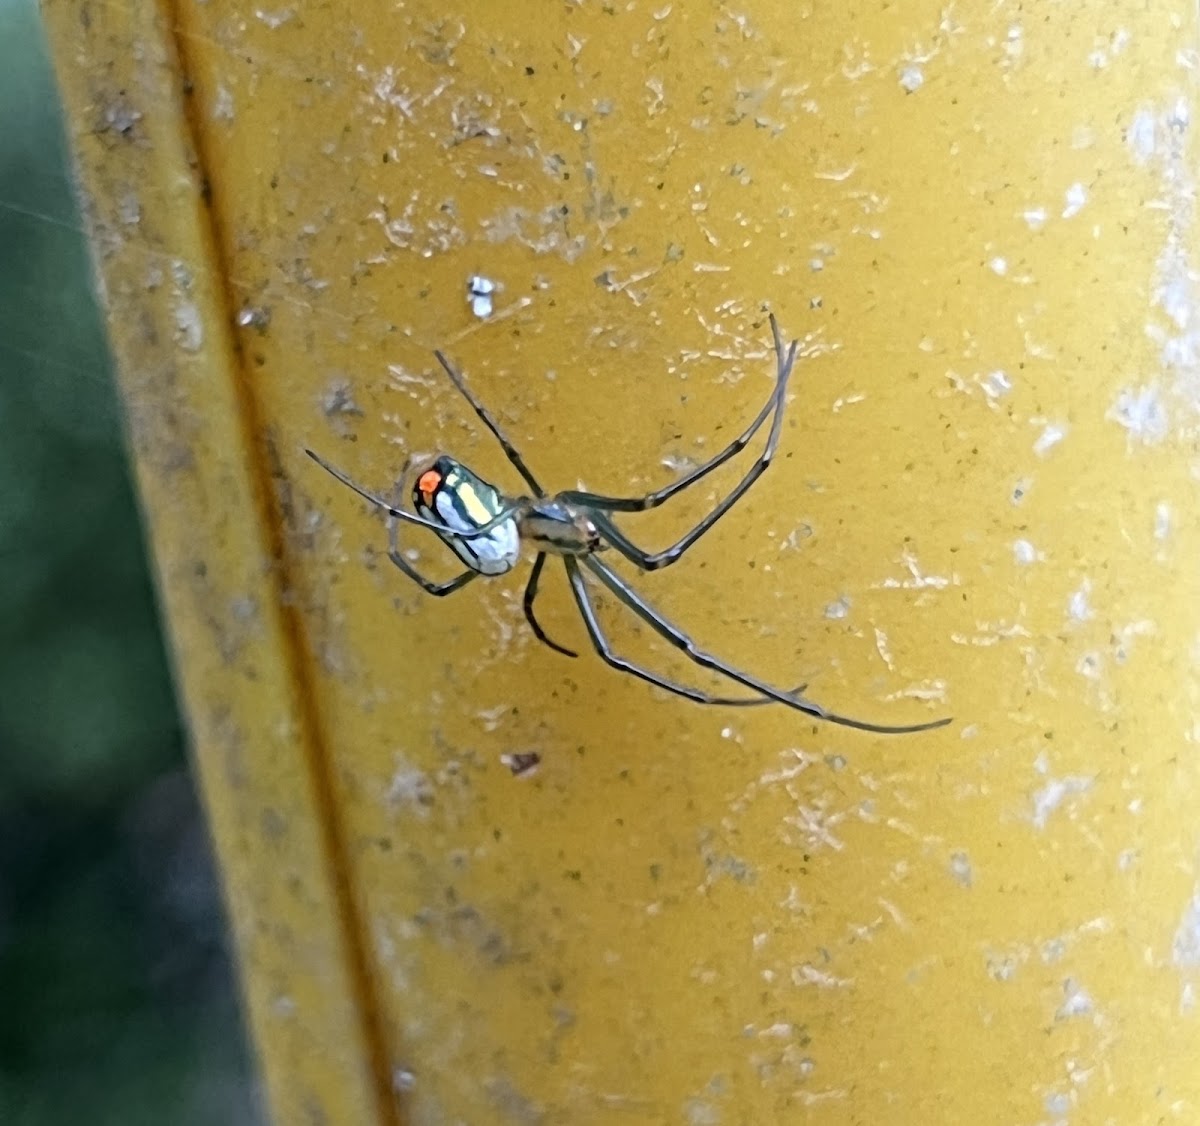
[306,314,951,734]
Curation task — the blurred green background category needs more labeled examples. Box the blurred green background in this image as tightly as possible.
[0,2,262,1122]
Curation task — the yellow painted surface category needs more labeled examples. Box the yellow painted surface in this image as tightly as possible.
[43,0,1200,1123]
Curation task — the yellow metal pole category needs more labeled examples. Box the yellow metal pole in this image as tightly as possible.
[43,0,1200,1122]
[39,3,393,1122]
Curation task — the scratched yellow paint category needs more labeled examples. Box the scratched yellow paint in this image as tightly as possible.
[42,0,1200,1122]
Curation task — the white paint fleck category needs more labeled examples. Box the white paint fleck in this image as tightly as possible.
[1168,94,1190,130]
[814,163,857,182]
[1022,206,1047,230]
[1155,501,1172,540]
[661,452,700,474]
[1067,578,1093,622]
[1033,421,1068,456]
[898,65,924,93]
[873,550,957,590]
[1041,937,1066,963]
[684,1098,720,1126]
[483,205,587,262]
[988,256,1008,276]
[784,804,845,852]
[1135,96,1200,413]
[1062,181,1089,219]
[1045,1091,1071,1115]
[949,850,972,887]
[1056,978,1094,1019]
[476,704,508,733]
[780,524,813,551]
[1032,775,1093,829]
[792,963,852,988]
[980,369,1012,400]
[1172,892,1200,966]
[758,1022,793,1038]
[213,85,235,121]
[873,628,895,670]
[779,885,812,915]
[1160,276,1191,332]
[824,595,851,620]
[1012,539,1039,565]
[173,302,203,352]
[1113,618,1156,664]
[392,1069,416,1093]
[386,759,433,816]
[1107,384,1169,443]
[255,7,295,28]
[1128,108,1157,163]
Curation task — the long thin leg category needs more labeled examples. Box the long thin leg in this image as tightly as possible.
[580,557,951,734]
[575,326,798,572]
[386,519,478,596]
[524,552,577,657]
[529,555,799,702]
[434,351,546,497]
[556,313,796,515]
[587,334,794,571]
[565,559,799,707]
[721,682,808,707]
[307,449,522,540]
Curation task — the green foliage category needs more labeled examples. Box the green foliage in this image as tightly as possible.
[0,2,261,1121]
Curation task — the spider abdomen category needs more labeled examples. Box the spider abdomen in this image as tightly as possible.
[413,456,519,575]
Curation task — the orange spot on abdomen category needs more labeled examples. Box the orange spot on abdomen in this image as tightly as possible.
[417,468,442,505]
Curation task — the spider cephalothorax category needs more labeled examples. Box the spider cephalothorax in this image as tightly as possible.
[307,314,950,735]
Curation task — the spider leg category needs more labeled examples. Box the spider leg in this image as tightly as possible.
[587,338,795,571]
[524,552,578,658]
[307,449,522,540]
[434,351,546,497]
[720,682,809,707]
[565,558,787,706]
[577,327,797,572]
[556,313,796,515]
[385,519,478,596]
[580,557,952,734]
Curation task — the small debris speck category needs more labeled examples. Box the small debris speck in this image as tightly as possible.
[500,751,541,777]
[467,274,497,318]
[237,304,271,332]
